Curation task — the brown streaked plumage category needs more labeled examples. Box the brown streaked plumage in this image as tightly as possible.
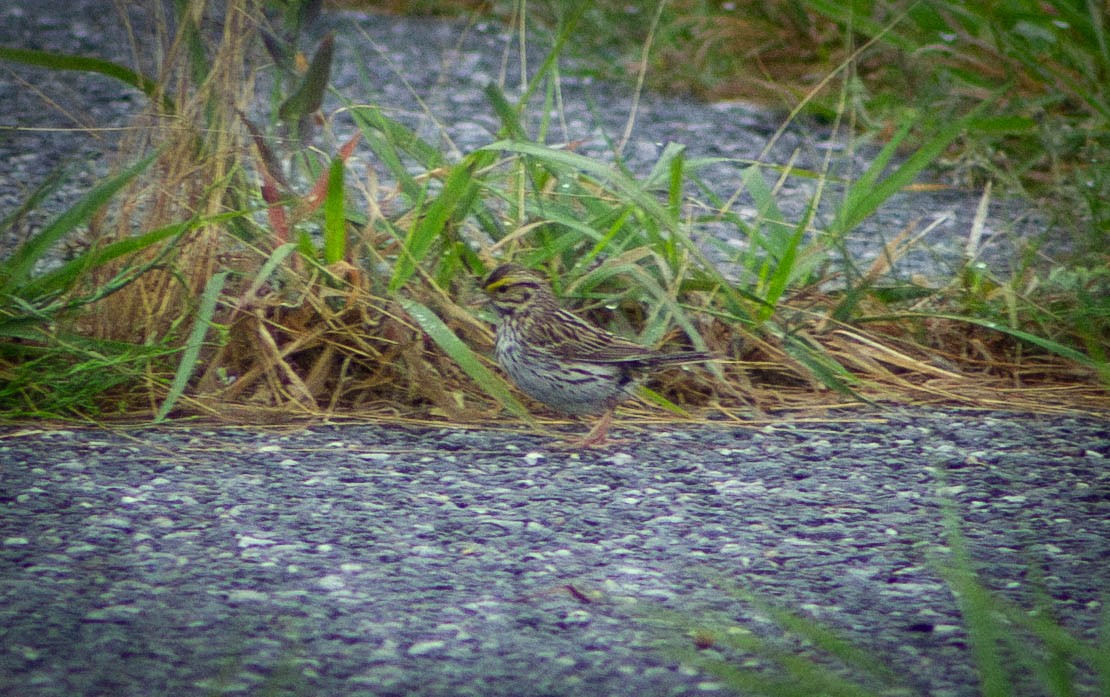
[480,263,711,447]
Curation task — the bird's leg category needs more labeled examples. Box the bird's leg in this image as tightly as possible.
[557,408,623,449]
[580,408,614,447]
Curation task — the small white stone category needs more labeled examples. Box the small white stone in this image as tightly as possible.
[407,640,445,655]
[237,535,276,548]
[316,575,345,590]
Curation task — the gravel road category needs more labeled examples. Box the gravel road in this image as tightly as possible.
[1,413,1108,697]
[2,3,1108,696]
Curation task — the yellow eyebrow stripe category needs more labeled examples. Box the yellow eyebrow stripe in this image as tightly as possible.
[484,277,513,291]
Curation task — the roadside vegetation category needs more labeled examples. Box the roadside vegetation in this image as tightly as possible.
[0,0,1106,692]
[1,0,1105,424]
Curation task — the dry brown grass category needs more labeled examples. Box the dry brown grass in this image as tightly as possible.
[148,270,1110,427]
[77,1,258,344]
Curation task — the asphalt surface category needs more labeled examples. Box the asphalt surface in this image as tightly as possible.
[2,3,1108,696]
[1,412,1108,696]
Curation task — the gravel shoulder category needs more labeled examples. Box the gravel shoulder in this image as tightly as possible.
[1,412,1108,696]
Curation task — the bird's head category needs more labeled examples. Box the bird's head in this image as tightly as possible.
[479,264,557,317]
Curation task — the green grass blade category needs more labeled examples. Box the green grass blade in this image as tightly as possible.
[741,164,816,320]
[247,243,299,299]
[756,601,900,686]
[154,270,228,423]
[802,0,918,51]
[323,157,345,264]
[177,4,210,85]
[0,335,174,418]
[483,140,761,325]
[484,82,529,141]
[0,164,69,233]
[758,216,808,322]
[1100,602,1110,695]
[642,142,687,194]
[665,648,802,697]
[481,139,693,252]
[514,0,589,108]
[348,104,443,203]
[278,32,334,123]
[872,312,1106,377]
[0,296,57,340]
[388,152,492,292]
[18,220,194,302]
[0,45,173,112]
[655,605,890,697]
[0,150,159,294]
[635,385,691,417]
[484,82,552,188]
[483,139,628,188]
[781,332,869,402]
[700,573,902,686]
[398,298,532,421]
[832,101,991,236]
[1,230,184,339]
[580,262,711,354]
[939,501,1010,697]
[834,117,912,235]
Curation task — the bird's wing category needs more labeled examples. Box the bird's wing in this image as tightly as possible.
[527,310,661,364]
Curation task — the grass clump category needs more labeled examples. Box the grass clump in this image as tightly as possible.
[0,0,1106,426]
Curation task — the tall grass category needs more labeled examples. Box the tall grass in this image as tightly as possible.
[0,0,1106,423]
